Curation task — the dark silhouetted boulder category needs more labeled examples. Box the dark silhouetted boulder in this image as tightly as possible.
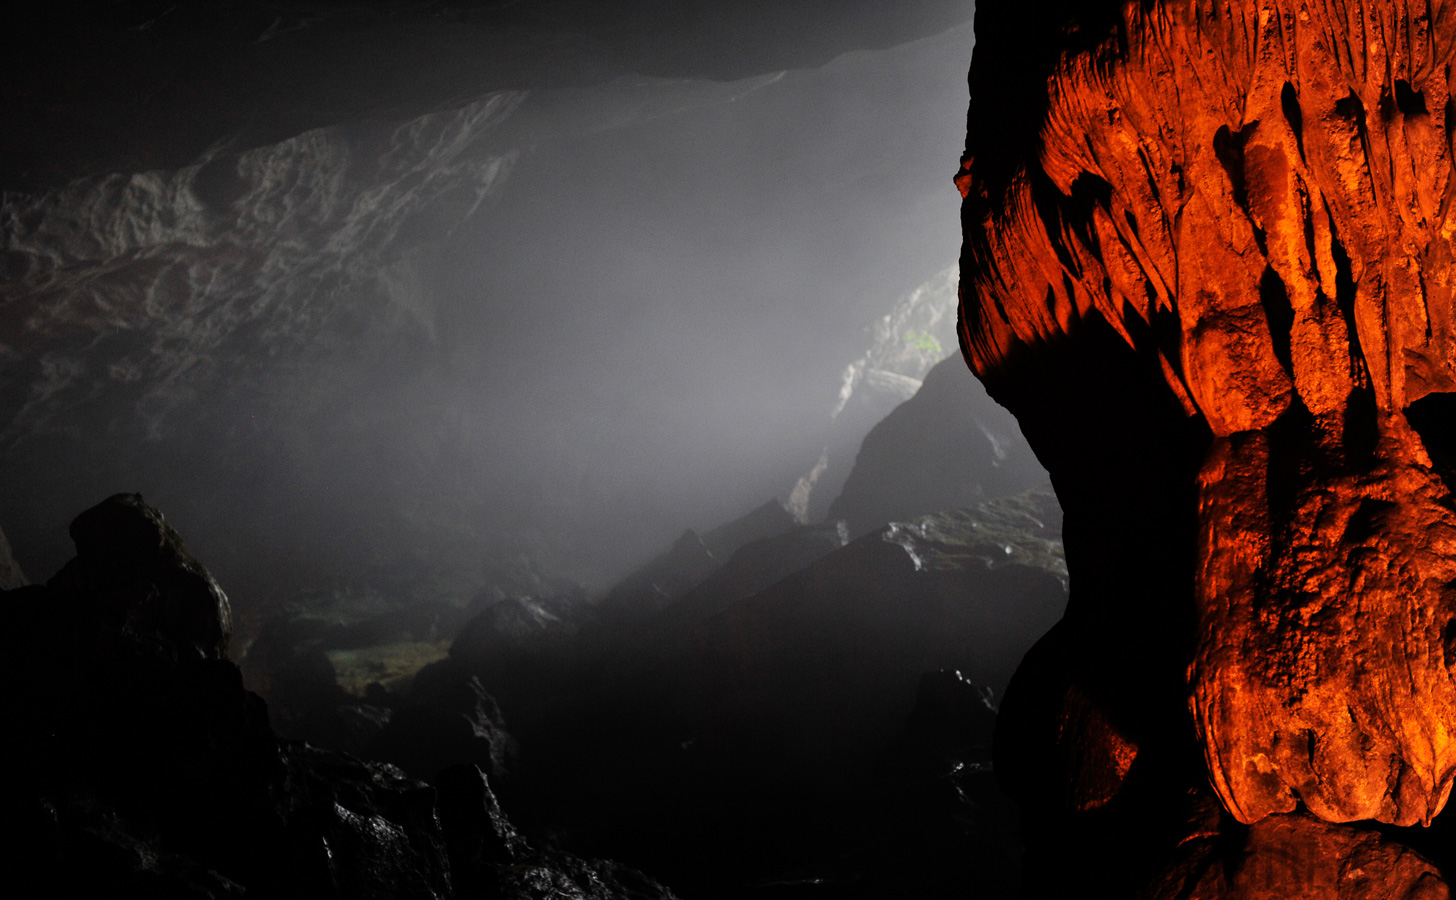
[46,493,232,660]
[602,530,726,615]
[885,669,998,766]
[827,356,1048,538]
[699,498,799,560]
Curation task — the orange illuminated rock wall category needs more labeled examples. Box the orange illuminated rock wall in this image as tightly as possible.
[960,0,1456,833]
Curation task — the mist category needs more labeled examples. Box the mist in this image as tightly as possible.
[2,6,997,616]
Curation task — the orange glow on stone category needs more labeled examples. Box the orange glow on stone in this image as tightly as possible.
[960,0,1456,840]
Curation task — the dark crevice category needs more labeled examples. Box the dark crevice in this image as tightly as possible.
[1212,123,1266,254]
[1406,391,1456,498]
[1442,615,1456,671]
[1266,396,1316,527]
[1149,303,1183,376]
[1032,172,1085,278]
[1395,80,1428,117]
[1327,218,1369,388]
[1342,385,1380,469]
[1281,81,1305,160]
[1446,97,1456,158]
[1335,91,1366,125]
[1068,170,1114,223]
[1343,497,1396,543]
[1259,265,1295,375]
[1212,124,1249,211]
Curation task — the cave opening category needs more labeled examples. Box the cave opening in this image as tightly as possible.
[2,3,1081,898]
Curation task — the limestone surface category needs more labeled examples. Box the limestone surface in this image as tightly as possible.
[961,0,1456,828]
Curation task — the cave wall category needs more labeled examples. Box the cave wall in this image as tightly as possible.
[960,0,1456,832]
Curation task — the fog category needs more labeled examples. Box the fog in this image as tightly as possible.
[430,26,979,584]
[0,4,998,623]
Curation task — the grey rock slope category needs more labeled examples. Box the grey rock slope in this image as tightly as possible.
[828,355,1049,537]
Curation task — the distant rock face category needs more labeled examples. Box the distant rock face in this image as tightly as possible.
[961,0,1456,842]
[666,521,849,625]
[827,354,1048,537]
[602,499,799,614]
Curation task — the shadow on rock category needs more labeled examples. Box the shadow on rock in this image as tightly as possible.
[9,493,681,899]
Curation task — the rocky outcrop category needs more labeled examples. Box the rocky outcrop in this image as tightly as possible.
[10,496,680,899]
[960,0,1456,890]
[864,670,1021,898]
[602,499,799,614]
[681,490,1066,791]
[827,354,1047,537]
[367,675,518,784]
[45,493,232,660]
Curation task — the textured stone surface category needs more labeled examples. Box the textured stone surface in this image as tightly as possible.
[960,0,1456,828]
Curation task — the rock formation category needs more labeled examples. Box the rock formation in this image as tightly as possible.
[9,495,681,899]
[960,0,1456,890]
[827,354,1048,538]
